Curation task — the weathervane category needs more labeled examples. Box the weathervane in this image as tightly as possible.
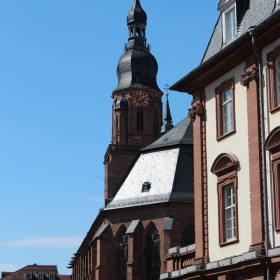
[164,83,170,99]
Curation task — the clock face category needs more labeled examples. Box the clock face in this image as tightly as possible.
[132,91,149,107]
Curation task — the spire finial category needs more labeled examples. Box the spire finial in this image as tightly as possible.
[164,83,170,99]
[160,83,173,135]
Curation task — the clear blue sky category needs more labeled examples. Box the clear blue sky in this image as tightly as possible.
[0,0,219,275]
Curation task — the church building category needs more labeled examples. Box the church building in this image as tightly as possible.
[68,1,194,279]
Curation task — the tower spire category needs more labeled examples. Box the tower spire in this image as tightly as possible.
[160,84,174,135]
[127,0,148,48]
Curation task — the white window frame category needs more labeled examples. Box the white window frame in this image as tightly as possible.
[222,3,237,44]
[49,274,54,280]
[222,88,233,134]
[38,273,43,279]
[224,184,236,241]
[276,56,280,105]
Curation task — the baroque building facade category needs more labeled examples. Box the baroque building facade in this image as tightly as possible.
[163,0,280,279]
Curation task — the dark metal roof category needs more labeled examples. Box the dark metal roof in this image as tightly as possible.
[202,0,276,63]
[143,117,193,151]
[115,48,161,91]
[115,96,128,110]
[127,0,147,25]
[160,94,174,135]
[115,0,161,92]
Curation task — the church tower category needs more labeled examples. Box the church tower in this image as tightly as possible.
[104,0,163,203]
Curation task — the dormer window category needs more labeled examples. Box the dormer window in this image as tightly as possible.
[223,3,236,43]
[218,0,237,44]
[142,182,151,192]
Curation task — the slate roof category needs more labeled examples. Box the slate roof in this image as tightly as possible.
[143,117,193,151]
[202,0,279,63]
[104,118,193,210]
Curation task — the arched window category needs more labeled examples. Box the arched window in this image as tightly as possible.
[117,231,128,280]
[265,126,280,231]
[136,27,140,37]
[211,153,239,245]
[137,109,143,132]
[181,224,195,247]
[145,225,160,280]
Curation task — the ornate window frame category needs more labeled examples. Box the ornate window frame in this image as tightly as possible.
[211,153,239,246]
[267,45,280,114]
[265,126,280,231]
[145,225,161,280]
[215,77,236,141]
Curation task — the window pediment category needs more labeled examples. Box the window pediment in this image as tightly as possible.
[211,153,239,176]
[265,126,280,153]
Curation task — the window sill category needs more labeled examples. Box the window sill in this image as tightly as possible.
[223,37,237,47]
[219,238,239,247]
[270,106,280,115]
[217,130,236,142]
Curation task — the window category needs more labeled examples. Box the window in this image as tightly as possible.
[224,184,236,240]
[265,126,280,231]
[117,231,128,280]
[24,273,32,279]
[215,77,235,140]
[49,274,54,280]
[267,45,280,113]
[222,89,233,134]
[211,153,239,245]
[38,274,43,279]
[181,224,195,247]
[223,4,236,43]
[137,109,143,132]
[145,225,160,280]
[142,182,151,192]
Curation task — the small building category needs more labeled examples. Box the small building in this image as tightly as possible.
[1,264,69,280]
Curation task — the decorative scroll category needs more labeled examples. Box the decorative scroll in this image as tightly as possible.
[240,66,259,88]
[188,101,204,120]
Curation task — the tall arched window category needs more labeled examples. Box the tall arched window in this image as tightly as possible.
[137,109,143,132]
[145,225,160,280]
[117,231,128,280]
[181,224,195,247]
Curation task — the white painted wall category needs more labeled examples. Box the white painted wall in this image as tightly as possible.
[205,62,252,261]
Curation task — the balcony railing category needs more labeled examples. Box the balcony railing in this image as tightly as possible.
[165,245,195,273]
